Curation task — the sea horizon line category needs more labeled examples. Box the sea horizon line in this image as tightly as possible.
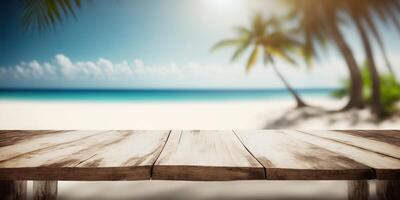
[0,87,339,92]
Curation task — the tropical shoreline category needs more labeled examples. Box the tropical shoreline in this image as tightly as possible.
[0,88,336,102]
[1,98,398,130]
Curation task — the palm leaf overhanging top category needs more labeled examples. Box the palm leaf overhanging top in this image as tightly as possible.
[20,0,82,33]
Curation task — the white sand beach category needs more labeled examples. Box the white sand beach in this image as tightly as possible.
[1,98,399,130]
[1,98,399,200]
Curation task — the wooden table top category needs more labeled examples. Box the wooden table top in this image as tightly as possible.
[0,130,399,181]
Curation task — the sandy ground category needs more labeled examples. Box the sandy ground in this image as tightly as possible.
[1,98,399,200]
[0,98,399,130]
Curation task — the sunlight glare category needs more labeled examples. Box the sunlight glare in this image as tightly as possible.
[214,0,231,7]
[207,0,241,10]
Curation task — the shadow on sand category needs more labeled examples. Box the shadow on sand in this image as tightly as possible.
[263,106,394,129]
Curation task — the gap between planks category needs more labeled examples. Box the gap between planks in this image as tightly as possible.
[150,130,172,179]
[1,130,399,181]
[151,130,265,181]
[235,130,376,180]
[232,130,267,179]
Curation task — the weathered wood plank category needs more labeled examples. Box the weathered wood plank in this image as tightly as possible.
[0,131,67,147]
[152,130,264,181]
[0,131,127,168]
[342,130,400,147]
[0,130,107,162]
[0,181,27,200]
[0,130,170,180]
[235,130,373,180]
[303,130,400,159]
[348,130,400,138]
[0,130,399,181]
[287,130,400,179]
[75,130,170,180]
[33,181,57,200]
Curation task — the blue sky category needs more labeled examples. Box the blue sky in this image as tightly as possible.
[0,0,399,89]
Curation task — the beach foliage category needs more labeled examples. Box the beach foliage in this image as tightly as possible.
[332,65,400,116]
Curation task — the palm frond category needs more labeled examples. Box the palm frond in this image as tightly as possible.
[211,39,244,52]
[246,46,260,72]
[20,0,82,33]
[231,39,251,62]
[234,26,251,36]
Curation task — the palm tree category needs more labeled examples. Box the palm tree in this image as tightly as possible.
[213,14,308,108]
[20,0,82,33]
[370,0,400,78]
[373,0,400,34]
[345,0,386,116]
[284,0,365,110]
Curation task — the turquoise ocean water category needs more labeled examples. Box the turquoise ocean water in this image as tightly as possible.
[0,89,336,102]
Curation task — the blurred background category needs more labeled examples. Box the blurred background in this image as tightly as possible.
[0,0,400,199]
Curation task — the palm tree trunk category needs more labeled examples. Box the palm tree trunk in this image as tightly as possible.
[271,64,308,108]
[326,18,364,110]
[354,18,385,116]
[364,14,397,80]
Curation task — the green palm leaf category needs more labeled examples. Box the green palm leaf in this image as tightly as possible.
[20,0,82,33]
[231,39,251,62]
[234,26,251,36]
[246,46,259,72]
[211,39,244,52]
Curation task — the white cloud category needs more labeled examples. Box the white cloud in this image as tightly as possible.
[0,54,145,81]
[0,54,247,81]
[1,53,399,89]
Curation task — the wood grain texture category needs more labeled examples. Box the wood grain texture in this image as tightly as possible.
[1,130,400,181]
[0,181,27,200]
[152,130,264,181]
[289,130,400,179]
[0,130,105,163]
[0,131,66,147]
[235,130,373,180]
[0,131,128,168]
[342,130,400,147]
[303,130,400,159]
[0,130,170,180]
[33,181,57,200]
